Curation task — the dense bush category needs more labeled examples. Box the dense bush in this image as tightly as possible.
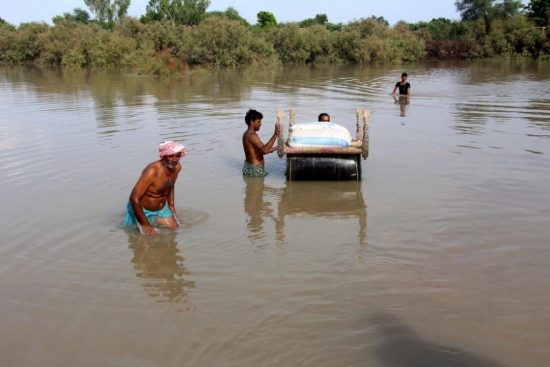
[411,18,469,41]
[301,25,337,63]
[411,13,550,60]
[88,31,138,69]
[498,15,548,57]
[266,24,313,63]
[0,22,48,64]
[185,17,256,66]
[333,19,424,63]
[0,11,548,73]
[332,28,364,63]
[38,22,97,66]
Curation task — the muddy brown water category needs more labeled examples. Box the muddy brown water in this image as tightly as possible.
[1,61,549,367]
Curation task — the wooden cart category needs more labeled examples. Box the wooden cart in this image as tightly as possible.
[276,109,371,181]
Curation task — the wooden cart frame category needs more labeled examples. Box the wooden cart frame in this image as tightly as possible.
[275,109,371,181]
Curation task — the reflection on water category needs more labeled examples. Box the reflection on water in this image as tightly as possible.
[1,64,383,108]
[525,99,550,129]
[243,177,281,246]
[243,179,367,248]
[393,95,410,117]
[3,62,549,143]
[371,313,505,367]
[277,181,367,248]
[450,61,550,137]
[127,230,195,305]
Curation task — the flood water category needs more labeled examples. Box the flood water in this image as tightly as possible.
[1,61,549,367]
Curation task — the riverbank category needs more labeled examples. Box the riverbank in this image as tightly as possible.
[1,15,548,76]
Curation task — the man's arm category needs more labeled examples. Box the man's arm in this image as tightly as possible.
[392,85,398,95]
[250,125,280,154]
[167,166,181,226]
[129,167,157,235]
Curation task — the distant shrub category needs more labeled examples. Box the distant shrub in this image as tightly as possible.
[411,18,469,41]
[424,39,474,58]
[248,35,277,64]
[1,10,548,71]
[265,24,311,64]
[142,20,185,52]
[62,49,88,68]
[332,28,364,63]
[39,22,91,66]
[0,22,48,64]
[88,31,138,69]
[185,17,255,66]
[301,25,337,63]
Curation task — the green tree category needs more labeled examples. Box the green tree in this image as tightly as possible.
[142,0,177,23]
[0,22,49,64]
[206,7,249,26]
[52,8,91,24]
[257,11,277,28]
[411,18,469,40]
[455,0,496,34]
[84,0,130,29]
[495,0,523,17]
[299,13,328,27]
[369,16,389,27]
[223,7,248,25]
[525,0,550,26]
[314,14,328,25]
[456,0,524,34]
[180,0,210,24]
[0,17,16,30]
[143,0,210,25]
[186,17,255,66]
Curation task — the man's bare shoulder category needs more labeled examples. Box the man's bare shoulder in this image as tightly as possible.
[141,160,162,175]
[243,130,259,142]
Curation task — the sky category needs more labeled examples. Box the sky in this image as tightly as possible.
[2,0,465,26]
[1,0,530,26]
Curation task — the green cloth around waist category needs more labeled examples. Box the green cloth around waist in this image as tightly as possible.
[242,161,267,177]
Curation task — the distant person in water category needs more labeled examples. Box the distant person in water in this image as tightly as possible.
[392,72,411,96]
[242,109,280,177]
[318,113,330,122]
[123,141,186,235]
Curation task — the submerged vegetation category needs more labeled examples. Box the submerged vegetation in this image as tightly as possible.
[0,0,549,75]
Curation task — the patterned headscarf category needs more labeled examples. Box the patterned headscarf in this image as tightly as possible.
[159,141,187,158]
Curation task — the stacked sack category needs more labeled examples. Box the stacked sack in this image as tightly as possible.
[287,122,352,148]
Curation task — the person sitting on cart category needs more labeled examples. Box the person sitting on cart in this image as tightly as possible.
[318,113,330,122]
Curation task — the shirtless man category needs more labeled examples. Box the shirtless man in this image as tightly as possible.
[123,141,186,235]
[242,109,280,177]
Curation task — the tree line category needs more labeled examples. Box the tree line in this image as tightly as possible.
[0,0,549,75]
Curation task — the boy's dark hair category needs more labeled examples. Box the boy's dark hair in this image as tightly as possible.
[401,72,408,77]
[245,109,263,125]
